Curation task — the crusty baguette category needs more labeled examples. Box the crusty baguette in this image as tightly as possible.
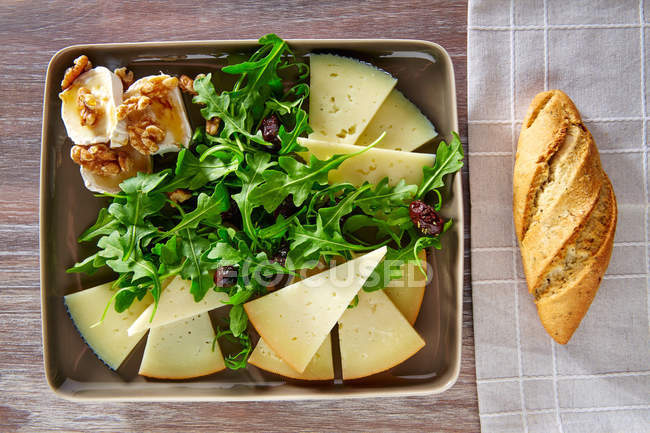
[513,90,617,344]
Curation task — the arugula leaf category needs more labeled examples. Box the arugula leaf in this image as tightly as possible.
[317,184,371,236]
[356,178,416,216]
[178,229,217,302]
[96,231,162,314]
[165,148,239,191]
[257,209,305,240]
[250,138,381,213]
[342,214,402,245]
[205,241,245,265]
[193,75,266,145]
[232,152,276,240]
[277,108,311,154]
[78,208,121,242]
[107,196,164,261]
[113,285,148,313]
[214,326,252,370]
[66,251,106,274]
[416,132,464,199]
[286,217,381,270]
[119,170,169,195]
[222,33,287,93]
[151,235,184,276]
[228,304,248,337]
[163,183,230,236]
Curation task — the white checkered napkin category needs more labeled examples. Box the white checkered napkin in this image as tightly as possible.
[468,1,650,432]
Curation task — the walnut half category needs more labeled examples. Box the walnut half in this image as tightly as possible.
[70,143,131,176]
[114,67,134,89]
[77,87,101,127]
[179,74,197,95]
[61,55,92,90]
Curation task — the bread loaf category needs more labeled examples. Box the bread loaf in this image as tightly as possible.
[513,90,617,344]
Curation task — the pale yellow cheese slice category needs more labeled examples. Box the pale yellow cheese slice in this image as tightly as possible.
[297,137,434,187]
[355,88,437,151]
[128,275,228,336]
[384,249,428,325]
[338,289,425,380]
[248,337,334,380]
[138,313,225,379]
[308,54,396,144]
[244,246,387,373]
[64,281,152,370]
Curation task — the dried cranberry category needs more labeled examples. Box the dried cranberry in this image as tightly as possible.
[260,114,281,149]
[409,200,444,236]
[273,196,298,219]
[214,265,238,288]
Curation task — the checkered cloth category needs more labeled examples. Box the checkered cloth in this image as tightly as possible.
[468,1,650,432]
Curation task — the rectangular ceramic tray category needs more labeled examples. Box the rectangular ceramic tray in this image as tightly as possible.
[40,38,463,401]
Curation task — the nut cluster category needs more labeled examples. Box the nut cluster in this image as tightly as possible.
[127,118,166,155]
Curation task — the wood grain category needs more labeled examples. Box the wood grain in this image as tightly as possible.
[0,0,475,431]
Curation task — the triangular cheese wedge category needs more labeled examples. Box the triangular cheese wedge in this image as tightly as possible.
[338,289,425,380]
[355,89,437,151]
[297,137,434,187]
[128,275,228,336]
[384,249,428,325]
[64,281,152,370]
[308,54,396,144]
[138,313,225,379]
[248,337,334,381]
[244,246,387,373]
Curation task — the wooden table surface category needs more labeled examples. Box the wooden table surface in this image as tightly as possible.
[0,1,475,431]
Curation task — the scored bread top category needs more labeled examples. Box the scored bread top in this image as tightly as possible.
[513,90,617,344]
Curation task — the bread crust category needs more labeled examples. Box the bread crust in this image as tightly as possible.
[513,90,617,344]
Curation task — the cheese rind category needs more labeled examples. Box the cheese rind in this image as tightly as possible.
[308,54,396,144]
[384,249,428,325]
[248,337,334,381]
[59,67,123,146]
[355,88,437,151]
[128,276,228,336]
[64,281,152,370]
[244,246,387,373]
[297,138,434,187]
[138,313,225,379]
[338,289,425,380]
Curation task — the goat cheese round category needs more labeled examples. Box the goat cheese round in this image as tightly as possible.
[59,66,123,145]
[111,74,192,155]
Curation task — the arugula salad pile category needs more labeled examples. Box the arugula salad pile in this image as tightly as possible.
[68,34,464,369]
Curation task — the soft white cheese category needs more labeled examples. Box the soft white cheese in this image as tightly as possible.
[308,54,396,144]
[64,281,152,370]
[297,137,434,187]
[248,337,334,381]
[244,246,387,373]
[355,88,437,152]
[338,289,425,380]
[112,74,192,154]
[138,313,225,379]
[127,276,228,336]
[76,144,152,195]
[59,67,123,145]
